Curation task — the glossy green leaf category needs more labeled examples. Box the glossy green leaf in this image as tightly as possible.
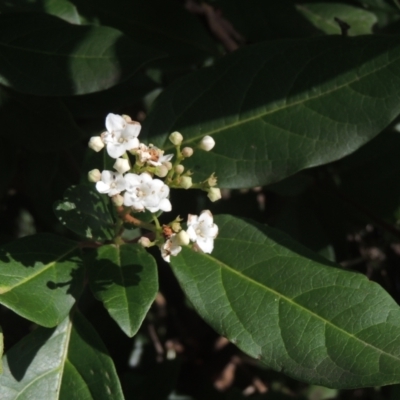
[0,312,124,400]
[54,185,115,241]
[0,13,163,96]
[170,215,400,388]
[296,3,377,35]
[87,244,158,337]
[0,234,84,327]
[0,0,81,24]
[144,35,400,188]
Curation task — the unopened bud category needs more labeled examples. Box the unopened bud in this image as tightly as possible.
[163,161,173,170]
[155,165,169,178]
[88,136,104,152]
[171,221,182,233]
[181,147,193,158]
[199,135,215,151]
[122,114,132,122]
[180,176,192,189]
[88,169,101,182]
[113,158,130,174]
[175,164,184,174]
[207,188,221,202]
[169,131,183,146]
[138,236,151,247]
[111,194,124,207]
[176,230,190,246]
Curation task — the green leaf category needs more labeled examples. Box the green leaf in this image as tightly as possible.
[0,0,81,24]
[296,3,378,35]
[0,325,3,374]
[54,185,115,241]
[0,312,124,400]
[0,13,163,96]
[87,244,158,337]
[144,35,400,188]
[170,215,400,388]
[0,234,84,327]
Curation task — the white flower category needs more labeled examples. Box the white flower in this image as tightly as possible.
[113,158,130,174]
[102,113,141,159]
[198,136,215,151]
[161,233,184,262]
[123,172,172,213]
[187,210,218,253]
[95,170,126,197]
[88,136,105,152]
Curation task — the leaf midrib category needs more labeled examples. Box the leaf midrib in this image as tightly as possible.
[164,39,400,149]
[200,252,400,363]
[0,246,78,294]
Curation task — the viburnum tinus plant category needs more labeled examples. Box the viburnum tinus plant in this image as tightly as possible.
[4,1,400,399]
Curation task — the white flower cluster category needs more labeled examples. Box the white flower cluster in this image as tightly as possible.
[88,113,220,262]
[89,113,173,213]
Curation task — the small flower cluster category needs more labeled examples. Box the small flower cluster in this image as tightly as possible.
[88,113,220,261]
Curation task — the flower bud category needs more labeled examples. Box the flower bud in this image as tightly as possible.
[155,165,169,178]
[180,176,192,189]
[175,164,184,174]
[138,236,151,247]
[163,161,173,170]
[169,131,183,146]
[111,194,124,207]
[171,221,182,233]
[88,136,104,152]
[207,188,221,202]
[176,230,190,246]
[207,173,218,187]
[113,158,130,174]
[181,147,193,158]
[88,169,101,182]
[122,114,132,122]
[199,136,215,151]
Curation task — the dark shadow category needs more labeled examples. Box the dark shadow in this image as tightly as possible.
[240,216,340,269]
[0,232,86,310]
[7,325,56,381]
[54,184,115,241]
[84,250,143,293]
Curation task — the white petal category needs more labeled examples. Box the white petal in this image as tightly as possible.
[124,137,140,151]
[101,170,114,184]
[106,113,125,133]
[107,143,126,159]
[96,181,110,193]
[197,237,214,253]
[159,198,172,212]
[123,122,141,138]
[186,226,197,242]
